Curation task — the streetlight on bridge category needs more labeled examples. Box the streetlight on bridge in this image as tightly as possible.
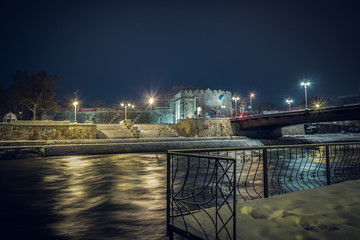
[232,96,240,117]
[301,81,310,109]
[249,92,255,114]
[286,98,293,111]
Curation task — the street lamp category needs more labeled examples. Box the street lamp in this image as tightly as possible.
[73,100,78,123]
[249,93,255,114]
[301,81,310,109]
[232,96,240,117]
[120,101,135,122]
[286,98,293,111]
[149,97,154,105]
[197,107,201,117]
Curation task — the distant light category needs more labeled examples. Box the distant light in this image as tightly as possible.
[286,99,293,104]
[313,100,323,109]
[131,105,135,108]
[197,107,202,112]
[250,93,255,98]
[149,98,154,104]
[128,103,131,107]
[73,101,78,106]
[120,103,124,107]
[301,81,310,86]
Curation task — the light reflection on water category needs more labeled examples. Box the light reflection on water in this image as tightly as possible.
[0,153,170,240]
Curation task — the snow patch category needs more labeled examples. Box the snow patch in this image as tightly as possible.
[178,180,360,239]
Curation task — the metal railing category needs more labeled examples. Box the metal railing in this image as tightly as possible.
[167,142,360,240]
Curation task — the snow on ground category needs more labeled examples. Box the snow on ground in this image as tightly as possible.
[286,133,360,143]
[183,180,360,240]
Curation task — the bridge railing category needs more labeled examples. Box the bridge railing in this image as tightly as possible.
[167,142,360,239]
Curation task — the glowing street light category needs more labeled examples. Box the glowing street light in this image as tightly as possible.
[301,81,310,109]
[232,96,240,117]
[313,100,322,110]
[146,94,157,109]
[149,97,154,105]
[73,100,78,123]
[120,101,135,122]
[249,92,255,114]
[286,98,293,111]
[197,106,202,117]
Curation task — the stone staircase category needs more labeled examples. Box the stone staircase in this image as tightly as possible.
[96,124,135,139]
[119,120,140,138]
[96,123,185,139]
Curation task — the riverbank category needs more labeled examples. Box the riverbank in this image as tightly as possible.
[1,133,360,160]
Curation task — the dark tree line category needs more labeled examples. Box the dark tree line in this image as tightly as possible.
[1,71,59,120]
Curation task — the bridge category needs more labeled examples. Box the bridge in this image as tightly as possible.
[231,104,360,138]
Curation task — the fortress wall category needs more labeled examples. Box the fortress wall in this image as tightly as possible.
[178,118,231,137]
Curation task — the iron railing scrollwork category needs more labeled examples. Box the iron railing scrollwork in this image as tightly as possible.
[167,142,360,240]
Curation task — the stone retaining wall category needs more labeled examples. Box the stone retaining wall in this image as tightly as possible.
[281,124,306,135]
[0,121,97,140]
[178,118,231,137]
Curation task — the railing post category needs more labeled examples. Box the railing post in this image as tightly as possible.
[263,148,269,198]
[215,159,218,239]
[233,158,237,240]
[166,152,173,239]
[326,146,331,185]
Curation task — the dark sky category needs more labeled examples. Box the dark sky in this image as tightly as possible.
[1,0,359,106]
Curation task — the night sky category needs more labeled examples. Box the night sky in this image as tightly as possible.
[1,0,359,106]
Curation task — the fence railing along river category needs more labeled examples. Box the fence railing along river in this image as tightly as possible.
[166,142,360,240]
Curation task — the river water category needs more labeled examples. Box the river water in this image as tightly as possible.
[0,153,172,240]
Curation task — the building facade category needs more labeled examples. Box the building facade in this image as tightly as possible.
[170,88,232,123]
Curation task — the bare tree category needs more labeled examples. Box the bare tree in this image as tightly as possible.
[10,71,59,120]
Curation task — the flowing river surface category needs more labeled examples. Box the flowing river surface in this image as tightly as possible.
[0,153,175,240]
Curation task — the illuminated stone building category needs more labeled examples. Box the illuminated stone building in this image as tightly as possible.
[170,88,232,123]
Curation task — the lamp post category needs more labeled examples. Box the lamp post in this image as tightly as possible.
[301,81,310,109]
[121,102,134,122]
[286,98,293,111]
[197,106,202,117]
[232,96,240,117]
[73,100,78,123]
[249,93,255,114]
[148,97,155,111]
[149,97,154,105]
